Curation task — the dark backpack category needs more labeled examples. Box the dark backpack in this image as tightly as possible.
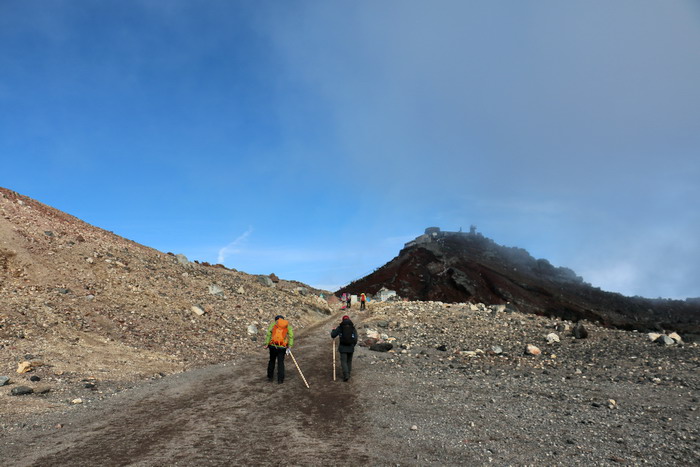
[339,322,357,346]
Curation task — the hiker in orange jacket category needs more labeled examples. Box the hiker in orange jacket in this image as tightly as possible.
[265,315,294,384]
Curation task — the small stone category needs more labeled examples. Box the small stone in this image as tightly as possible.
[572,323,588,339]
[647,332,662,342]
[668,332,683,344]
[410,425,418,431]
[191,306,205,316]
[247,324,258,335]
[11,386,34,396]
[525,344,541,356]
[545,333,560,345]
[0,376,9,386]
[491,345,503,355]
[657,335,675,346]
[608,399,618,409]
[71,398,83,404]
[29,375,41,382]
[17,361,41,374]
[208,284,225,296]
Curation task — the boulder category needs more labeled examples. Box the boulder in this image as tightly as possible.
[175,254,190,267]
[257,275,274,287]
[369,343,393,352]
[269,273,280,283]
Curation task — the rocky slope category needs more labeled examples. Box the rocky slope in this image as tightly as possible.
[339,229,700,336]
[1,300,698,465]
[0,187,331,421]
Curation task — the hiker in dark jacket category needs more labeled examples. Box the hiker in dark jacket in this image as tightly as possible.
[331,315,358,382]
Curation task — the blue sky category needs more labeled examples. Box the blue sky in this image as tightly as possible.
[2,1,699,298]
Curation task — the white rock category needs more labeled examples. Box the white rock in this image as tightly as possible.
[71,398,83,404]
[410,425,418,431]
[237,286,245,295]
[647,332,662,342]
[668,332,683,344]
[209,284,225,296]
[247,324,258,335]
[545,333,560,345]
[191,306,205,316]
[525,344,541,356]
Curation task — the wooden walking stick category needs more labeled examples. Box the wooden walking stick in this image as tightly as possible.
[289,350,310,389]
[332,338,336,381]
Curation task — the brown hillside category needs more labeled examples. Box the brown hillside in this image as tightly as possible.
[0,187,331,420]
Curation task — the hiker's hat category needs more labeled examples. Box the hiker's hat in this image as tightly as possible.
[342,315,350,321]
[275,315,284,320]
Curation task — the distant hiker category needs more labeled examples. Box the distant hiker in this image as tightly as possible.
[346,293,351,309]
[360,293,366,310]
[265,315,294,384]
[331,315,358,382]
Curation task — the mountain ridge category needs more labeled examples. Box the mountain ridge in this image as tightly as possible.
[338,227,700,335]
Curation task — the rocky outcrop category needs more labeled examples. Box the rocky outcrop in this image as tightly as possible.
[339,230,700,335]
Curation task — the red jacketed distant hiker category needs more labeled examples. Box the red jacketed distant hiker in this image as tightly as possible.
[265,315,294,384]
[360,293,366,310]
[331,315,358,382]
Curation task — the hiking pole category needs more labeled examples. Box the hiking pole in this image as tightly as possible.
[289,350,310,389]
[332,338,336,381]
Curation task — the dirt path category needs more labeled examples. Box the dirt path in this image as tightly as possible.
[3,314,372,466]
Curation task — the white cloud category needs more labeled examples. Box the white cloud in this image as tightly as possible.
[217,227,253,264]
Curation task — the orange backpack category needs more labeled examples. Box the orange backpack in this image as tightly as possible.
[270,319,289,346]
